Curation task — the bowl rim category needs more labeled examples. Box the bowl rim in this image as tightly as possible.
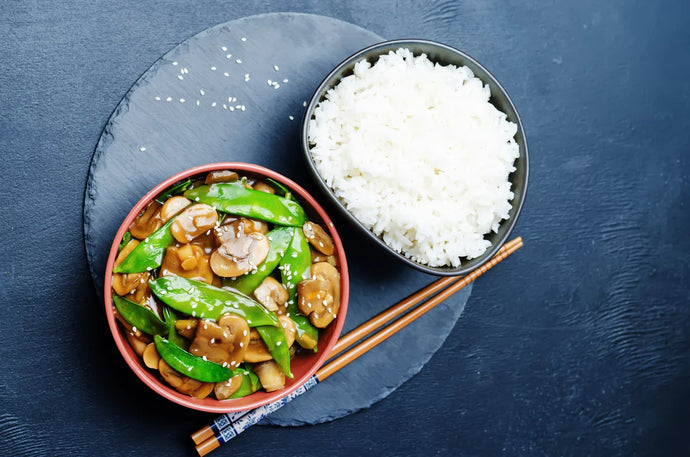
[103,162,349,413]
[300,38,529,276]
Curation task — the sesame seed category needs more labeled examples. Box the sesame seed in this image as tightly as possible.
[239,342,244,347]
[244,371,249,376]
[241,105,246,111]
[187,366,193,372]
[196,100,200,106]
[211,66,217,71]
[244,73,250,81]
[276,341,281,346]
[154,96,161,101]
[230,361,236,366]
[200,89,205,96]
[267,79,272,85]
[224,72,229,77]
[140,147,146,152]
[172,61,178,66]
[243,329,247,336]
[273,84,280,90]
[211,102,216,107]
[303,101,307,107]
[222,104,227,110]
[226,54,232,59]
[179,98,186,103]
[273,65,279,71]
[221,46,227,51]
[202,355,208,361]
[182,68,188,74]
[241,37,247,42]
[146,266,152,271]
[210,338,216,344]
[166,96,172,102]
[178,75,184,80]
[132,326,138,333]
[283,78,288,83]
[288,115,294,121]
[235,59,242,64]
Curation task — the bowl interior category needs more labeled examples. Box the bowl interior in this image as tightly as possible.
[301,39,528,276]
[103,162,349,413]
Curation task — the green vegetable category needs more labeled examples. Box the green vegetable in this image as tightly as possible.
[162,305,187,349]
[113,295,167,335]
[256,325,293,378]
[113,218,176,273]
[117,231,132,253]
[280,227,319,350]
[154,335,232,383]
[183,183,307,226]
[265,178,292,199]
[229,365,262,398]
[155,178,192,204]
[228,227,294,295]
[148,276,279,327]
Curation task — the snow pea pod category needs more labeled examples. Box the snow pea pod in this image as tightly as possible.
[149,276,279,327]
[162,305,188,349]
[255,325,293,378]
[113,295,167,335]
[183,183,307,226]
[154,335,232,383]
[280,227,319,350]
[229,365,262,398]
[113,218,175,274]
[228,227,294,295]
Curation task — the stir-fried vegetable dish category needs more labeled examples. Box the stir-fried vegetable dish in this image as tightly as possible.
[110,170,341,399]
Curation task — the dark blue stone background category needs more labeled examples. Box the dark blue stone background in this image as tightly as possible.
[1,1,688,456]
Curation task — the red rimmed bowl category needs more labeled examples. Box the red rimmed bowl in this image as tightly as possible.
[103,162,349,413]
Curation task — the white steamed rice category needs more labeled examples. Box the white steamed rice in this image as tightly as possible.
[308,48,519,267]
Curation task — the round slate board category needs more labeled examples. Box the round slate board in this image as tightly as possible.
[84,12,472,426]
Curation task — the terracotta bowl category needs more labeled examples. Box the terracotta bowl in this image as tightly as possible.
[103,162,349,413]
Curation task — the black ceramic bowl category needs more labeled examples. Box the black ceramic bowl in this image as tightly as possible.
[301,39,529,276]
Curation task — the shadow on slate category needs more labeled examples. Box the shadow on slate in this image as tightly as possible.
[83,12,472,426]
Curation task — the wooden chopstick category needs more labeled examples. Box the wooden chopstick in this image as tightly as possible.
[193,237,523,456]
[191,237,520,445]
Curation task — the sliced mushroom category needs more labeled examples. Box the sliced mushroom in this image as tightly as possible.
[174,318,198,340]
[213,217,269,245]
[278,315,296,348]
[244,316,295,363]
[253,360,285,392]
[188,314,250,369]
[210,232,270,277]
[190,230,219,255]
[205,170,239,184]
[129,201,163,239]
[253,277,288,312]
[302,221,334,255]
[125,330,150,357]
[310,248,339,268]
[158,359,214,398]
[161,244,215,284]
[112,239,149,296]
[243,328,272,363]
[160,196,191,222]
[297,262,341,328]
[170,204,219,243]
[252,181,275,194]
[214,374,243,400]
[143,342,161,369]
